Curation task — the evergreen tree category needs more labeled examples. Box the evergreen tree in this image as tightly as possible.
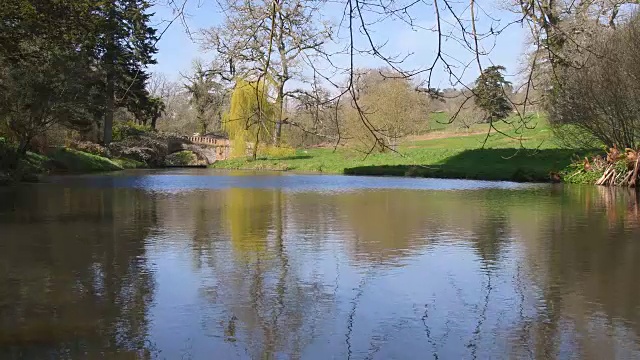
[0,0,103,148]
[0,0,158,148]
[473,65,513,123]
[96,0,158,144]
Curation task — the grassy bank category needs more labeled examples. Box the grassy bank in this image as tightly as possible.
[1,145,148,185]
[212,119,595,182]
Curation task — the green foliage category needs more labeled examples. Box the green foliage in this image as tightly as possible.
[0,137,19,170]
[99,0,159,141]
[473,65,512,122]
[0,45,100,152]
[225,78,274,157]
[165,151,198,166]
[146,96,166,129]
[113,121,153,141]
[560,161,602,184]
[0,0,159,149]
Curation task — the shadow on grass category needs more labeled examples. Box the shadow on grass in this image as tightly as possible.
[344,148,595,182]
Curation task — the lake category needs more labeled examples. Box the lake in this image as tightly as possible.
[1,169,640,359]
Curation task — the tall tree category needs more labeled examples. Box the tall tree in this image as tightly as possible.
[97,0,158,145]
[0,47,99,154]
[183,60,228,135]
[0,0,159,148]
[202,0,332,145]
[345,69,429,152]
[225,78,273,159]
[473,66,512,123]
[0,0,103,150]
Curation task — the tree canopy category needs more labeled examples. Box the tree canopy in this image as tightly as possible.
[473,66,512,123]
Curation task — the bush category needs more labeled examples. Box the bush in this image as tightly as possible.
[0,137,50,183]
[113,121,153,141]
[0,137,19,170]
[66,140,110,157]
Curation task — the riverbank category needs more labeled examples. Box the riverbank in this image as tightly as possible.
[0,146,147,185]
[1,124,215,184]
[211,121,595,183]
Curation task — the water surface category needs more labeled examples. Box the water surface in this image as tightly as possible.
[1,170,640,359]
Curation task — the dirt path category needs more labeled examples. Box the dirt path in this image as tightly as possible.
[405,130,488,142]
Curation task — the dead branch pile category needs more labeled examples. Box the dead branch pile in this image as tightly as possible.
[585,146,640,187]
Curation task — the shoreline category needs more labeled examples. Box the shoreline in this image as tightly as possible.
[209,161,557,183]
[208,147,584,183]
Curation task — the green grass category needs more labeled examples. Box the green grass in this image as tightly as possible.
[212,117,596,182]
[48,148,123,173]
[426,112,452,131]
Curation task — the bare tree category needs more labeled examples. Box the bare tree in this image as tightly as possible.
[164,0,639,153]
[182,59,229,134]
[549,13,640,149]
[344,68,429,152]
[201,0,332,145]
[286,80,344,147]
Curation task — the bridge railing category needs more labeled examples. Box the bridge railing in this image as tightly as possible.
[187,136,257,160]
[188,136,230,146]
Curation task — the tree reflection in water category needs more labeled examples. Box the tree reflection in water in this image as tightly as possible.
[1,178,640,359]
[0,186,157,359]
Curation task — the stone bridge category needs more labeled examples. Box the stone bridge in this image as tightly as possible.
[162,136,229,166]
[185,136,231,162]
[168,135,255,164]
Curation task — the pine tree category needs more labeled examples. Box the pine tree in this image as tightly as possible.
[97,0,158,144]
[473,65,512,123]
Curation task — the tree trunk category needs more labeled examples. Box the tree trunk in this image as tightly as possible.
[273,85,285,146]
[17,138,29,156]
[104,71,114,145]
[199,112,207,135]
[103,6,116,145]
[253,127,261,160]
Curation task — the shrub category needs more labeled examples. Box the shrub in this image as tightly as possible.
[112,121,152,141]
[66,140,110,157]
[0,137,19,170]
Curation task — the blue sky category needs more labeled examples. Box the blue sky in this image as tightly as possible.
[150,0,527,89]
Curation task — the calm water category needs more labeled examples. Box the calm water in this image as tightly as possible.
[1,170,640,359]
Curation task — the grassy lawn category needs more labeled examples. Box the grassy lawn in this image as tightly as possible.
[48,148,124,173]
[212,116,594,182]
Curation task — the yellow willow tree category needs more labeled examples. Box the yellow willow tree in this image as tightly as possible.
[224,78,274,158]
[223,187,271,260]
